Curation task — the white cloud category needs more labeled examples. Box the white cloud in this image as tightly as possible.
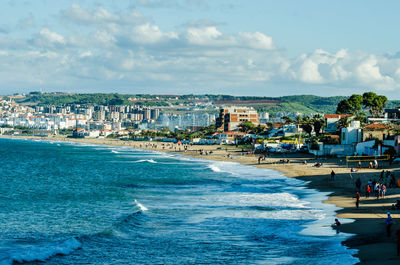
[186,26,221,45]
[356,56,387,82]
[39,28,66,45]
[238,31,274,50]
[131,23,178,44]
[62,4,147,25]
[3,4,400,96]
[94,30,116,45]
[185,26,237,47]
[298,58,323,83]
[79,51,93,58]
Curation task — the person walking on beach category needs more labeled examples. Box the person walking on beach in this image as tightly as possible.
[331,170,336,181]
[365,185,371,198]
[355,192,361,208]
[381,184,386,199]
[376,183,381,200]
[355,178,361,192]
[386,212,393,237]
[380,170,385,181]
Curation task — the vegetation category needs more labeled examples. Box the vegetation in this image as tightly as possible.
[336,92,388,117]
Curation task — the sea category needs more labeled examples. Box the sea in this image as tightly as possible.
[0,138,358,264]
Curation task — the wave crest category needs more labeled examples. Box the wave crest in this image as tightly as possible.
[132,159,157,164]
[1,238,81,265]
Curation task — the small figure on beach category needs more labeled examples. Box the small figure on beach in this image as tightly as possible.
[351,167,358,173]
[313,162,323,167]
[395,200,400,210]
[390,174,396,188]
[358,161,362,168]
[381,184,386,198]
[374,183,380,199]
[330,170,336,181]
[374,159,378,169]
[365,185,371,198]
[379,170,385,181]
[385,212,393,237]
[355,178,361,192]
[333,218,341,234]
[355,192,361,208]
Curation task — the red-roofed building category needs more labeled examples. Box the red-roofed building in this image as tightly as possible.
[324,114,354,133]
[72,128,85,138]
[362,123,390,141]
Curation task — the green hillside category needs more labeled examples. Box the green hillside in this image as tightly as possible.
[14,92,399,115]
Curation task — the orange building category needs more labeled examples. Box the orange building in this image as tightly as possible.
[216,107,259,132]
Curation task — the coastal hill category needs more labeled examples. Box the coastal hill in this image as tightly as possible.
[10,92,400,115]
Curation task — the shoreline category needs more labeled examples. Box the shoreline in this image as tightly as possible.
[4,135,400,264]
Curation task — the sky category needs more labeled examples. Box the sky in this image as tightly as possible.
[1,0,400,98]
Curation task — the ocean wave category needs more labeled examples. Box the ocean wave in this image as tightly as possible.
[0,238,81,265]
[133,199,148,212]
[111,150,119,154]
[208,164,222,172]
[131,159,157,164]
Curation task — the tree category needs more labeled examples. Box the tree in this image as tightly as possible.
[362,92,387,118]
[337,117,351,132]
[238,121,255,133]
[354,111,367,125]
[336,92,387,118]
[300,116,313,136]
[312,114,325,136]
[282,116,293,125]
[336,94,363,114]
[294,115,303,132]
[160,127,172,137]
[388,122,400,135]
[254,125,264,134]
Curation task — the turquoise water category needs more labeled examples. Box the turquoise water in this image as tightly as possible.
[0,138,358,264]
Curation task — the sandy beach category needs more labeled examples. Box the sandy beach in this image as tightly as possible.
[6,135,400,264]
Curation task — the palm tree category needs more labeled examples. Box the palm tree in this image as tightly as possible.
[294,115,303,132]
[300,116,313,136]
[312,114,325,136]
[337,117,351,133]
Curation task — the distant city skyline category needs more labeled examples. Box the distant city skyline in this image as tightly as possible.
[1,0,400,98]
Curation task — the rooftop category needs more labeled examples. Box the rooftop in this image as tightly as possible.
[363,123,389,130]
[324,114,353,119]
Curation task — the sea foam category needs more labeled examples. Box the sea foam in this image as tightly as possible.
[0,238,81,265]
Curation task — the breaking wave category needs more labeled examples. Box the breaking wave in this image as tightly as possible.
[0,238,81,265]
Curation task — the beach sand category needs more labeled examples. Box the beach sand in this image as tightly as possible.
[5,135,400,264]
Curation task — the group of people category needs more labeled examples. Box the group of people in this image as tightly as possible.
[364,159,379,169]
[364,179,387,199]
[258,155,266,164]
[197,149,212,156]
[313,162,323,167]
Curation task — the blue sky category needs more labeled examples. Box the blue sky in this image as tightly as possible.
[1,0,400,98]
